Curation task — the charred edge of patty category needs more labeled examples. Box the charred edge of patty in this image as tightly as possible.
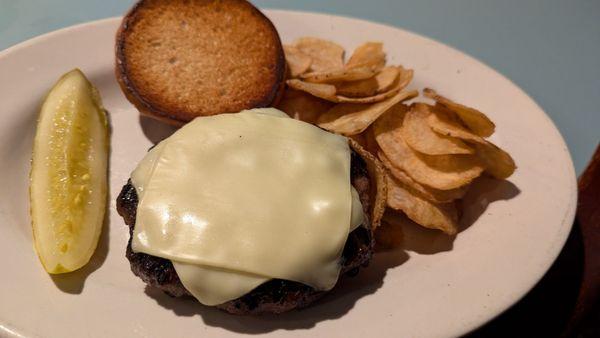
[116,150,374,314]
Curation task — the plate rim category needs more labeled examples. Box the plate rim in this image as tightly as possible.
[0,10,578,338]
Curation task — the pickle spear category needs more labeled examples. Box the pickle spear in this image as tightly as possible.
[30,69,108,274]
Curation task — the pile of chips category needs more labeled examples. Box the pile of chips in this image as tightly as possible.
[277,37,516,248]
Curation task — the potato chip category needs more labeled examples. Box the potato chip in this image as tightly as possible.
[335,66,400,98]
[294,37,344,72]
[379,152,467,203]
[335,77,379,98]
[283,45,312,77]
[373,110,484,190]
[335,66,412,103]
[395,66,414,90]
[376,66,402,93]
[279,37,516,237]
[290,67,414,104]
[334,66,413,104]
[317,91,415,135]
[427,104,482,142]
[423,88,495,137]
[428,106,516,179]
[275,89,333,124]
[401,103,474,155]
[408,151,484,190]
[335,74,415,104]
[386,175,458,235]
[346,42,386,71]
[286,79,336,101]
[374,212,404,251]
[334,87,406,104]
[472,143,516,179]
[300,66,376,84]
[349,139,388,229]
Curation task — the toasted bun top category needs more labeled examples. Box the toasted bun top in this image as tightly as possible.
[116,0,285,124]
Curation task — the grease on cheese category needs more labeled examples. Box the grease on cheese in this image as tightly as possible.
[131,109,364,305]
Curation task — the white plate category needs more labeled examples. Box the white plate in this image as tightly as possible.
[0,10,576,338]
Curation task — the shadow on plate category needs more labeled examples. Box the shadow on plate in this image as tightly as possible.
[398,176,521,255]
[139,115,179,144]
[51,110,114,294]
[144,249,408,333]
[2,104,38,240]
[460,176,521,232]
[50,211,110,294]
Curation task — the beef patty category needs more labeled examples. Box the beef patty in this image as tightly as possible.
[116,150,374,314]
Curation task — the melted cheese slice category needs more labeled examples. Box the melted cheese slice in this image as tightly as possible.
[131,109,363,305]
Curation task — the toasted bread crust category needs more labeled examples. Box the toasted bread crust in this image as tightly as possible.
[116,0,286,125]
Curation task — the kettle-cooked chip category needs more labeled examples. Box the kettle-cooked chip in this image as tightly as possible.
[474,142,516,179]
[335,86,415,104]
[281,36,515,237]
[346,42,386,71]
[428,106,516,179]
[318,92,414,135]
[334,66,401,98]
[373,110,484,190]
[335,66,412,102]
[349,139,388,230]
[294,37,345,72]
[423,88,495,137]
[386,175,458,235]
[401,103,474,155]
[286,79,337,101]
[374,66,402,93]
[335,76,379,98]
[275,89,334,124]
[283,45,312,77]
[300,66,376,84]
[379,152,467,203]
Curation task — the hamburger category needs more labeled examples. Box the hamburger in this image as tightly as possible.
[114,0,386,315]
[116,109,386,314]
